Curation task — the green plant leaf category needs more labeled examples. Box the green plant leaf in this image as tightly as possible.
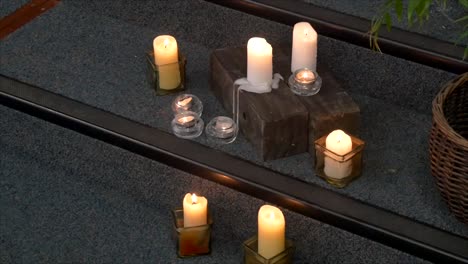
[384,0,394,8]
[458,30,468,41]
[385,13,393,31]
[415,0,432,22]
[395,0,403,20]
[371,18,382,34]
[408,0,420,25]
[459,0,468,8]
[455,15,468,23]
[437,0,447,9]
[454,31,468,56]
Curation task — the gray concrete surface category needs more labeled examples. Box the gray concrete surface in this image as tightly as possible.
[0,0,466,262]
[303,0,467,45]
[0,105,429,263]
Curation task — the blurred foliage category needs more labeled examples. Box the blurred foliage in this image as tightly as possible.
[370,0,468,59]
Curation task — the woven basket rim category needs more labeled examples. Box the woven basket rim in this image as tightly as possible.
[432,72,468,150]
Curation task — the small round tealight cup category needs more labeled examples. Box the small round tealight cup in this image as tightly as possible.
[205,116,238,144]
[171,111,204,139]
[172,94,203,117]
[288,68,322,96]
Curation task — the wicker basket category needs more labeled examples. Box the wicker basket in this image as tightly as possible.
[429,72,468,224]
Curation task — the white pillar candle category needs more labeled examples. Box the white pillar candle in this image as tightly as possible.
[247,37,273,87]
[324,130,353,179]
[258,205,285,259]
[183,193,208,227]
[291,22,317,72]
[153,35,181,90]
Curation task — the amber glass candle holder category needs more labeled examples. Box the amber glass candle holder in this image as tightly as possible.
[146,51,186,96]
[243,236,294,264]
[172,208,213,258]
[314,134,365,188]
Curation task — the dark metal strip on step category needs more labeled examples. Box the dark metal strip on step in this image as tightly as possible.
[1,75,467,263]
[0,0,60,39]
[205,0,467,74]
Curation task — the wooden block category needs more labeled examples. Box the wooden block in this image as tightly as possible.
[210,45,360,160]
[211,47,309,161]
[273,45,360,153]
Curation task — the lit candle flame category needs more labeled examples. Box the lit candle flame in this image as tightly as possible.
[163,38,170,49]
[337,134,342,143]
[177,116,195,124]
[191,193,198,204]
[268,211,275,219]
[296,69,315,84]
[177,96,192,107]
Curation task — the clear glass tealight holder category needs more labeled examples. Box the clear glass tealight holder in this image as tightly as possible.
[205,116,238,144]
[146,51,186,96]
[314,134,365,188]
[171,111,204,139]
[172,94,203,117]
[243,236,294,264]
[288,68,322,96]
[172,208,213,258]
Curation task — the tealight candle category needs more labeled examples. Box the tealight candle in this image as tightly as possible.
[324,130,352,179]
[247,37,273,87]
[183,193,208,227]
[171,94,203,116]
[216,118,234,132]
[171,111,204,139]
[291,22,317,72]
[178,96,193,109]
[288,68,322,96]
[177,115,195,128]
[205,116,238,143]
[153,35,181,90]
[258,205,285,259]
[295,69,315,84]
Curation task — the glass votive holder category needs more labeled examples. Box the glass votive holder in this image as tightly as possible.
[172,94,203,117]
[172,208,213,258]
[205,116,238,144]
[288,68,322,96]
[314,133,365,188]
[243,236,294,264]
[171,111,204,139]
[146,51,186,96]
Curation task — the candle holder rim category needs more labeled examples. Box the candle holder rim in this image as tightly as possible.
[146,51,187,68]
[173,111,201,120]
[293,68,318,82]
[174,93,202,103]
[172,94,203,117]
[314,134,365,162]
[172,208,213,230]
[243,235,294,262]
